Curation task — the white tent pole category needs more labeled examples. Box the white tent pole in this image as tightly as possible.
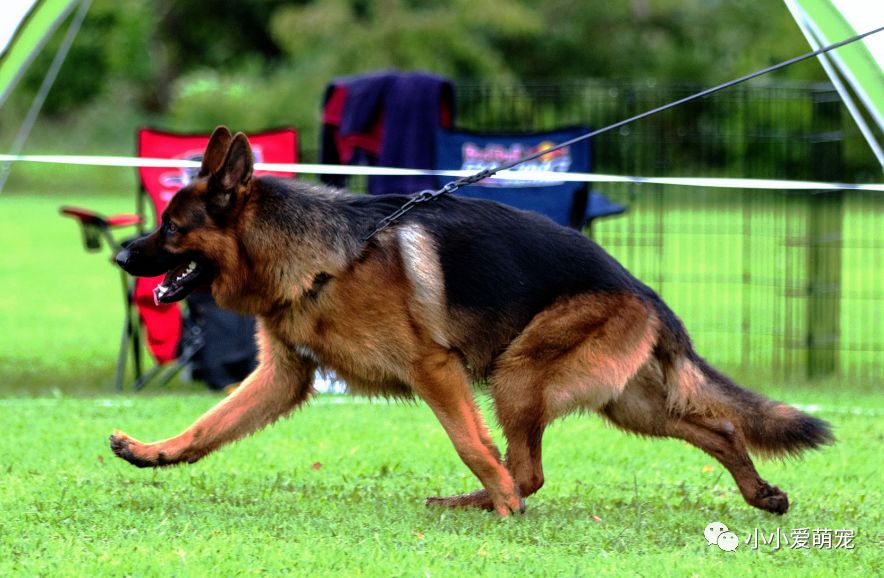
[784,0,884,172]
[0,0,92,193]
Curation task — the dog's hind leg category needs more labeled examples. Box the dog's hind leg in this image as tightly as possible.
[110,328,316,468]
[413,347,524,517]
[600,362,790,514]
[665,415,790,514]
[429,293,658,511]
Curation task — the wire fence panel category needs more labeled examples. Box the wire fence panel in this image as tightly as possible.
[454,81,883,383]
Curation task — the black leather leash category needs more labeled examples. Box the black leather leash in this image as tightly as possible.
[362,24,884,242]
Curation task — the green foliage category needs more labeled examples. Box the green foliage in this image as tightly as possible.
[507,0,823,82]
[7,0,853,173]
[159,64,326,156]
[0,392,880,575]
[269,0,540,80]
[153,0,290,71]
[14,0,157,115]
[7,0,822,126]
[163,0,545,145]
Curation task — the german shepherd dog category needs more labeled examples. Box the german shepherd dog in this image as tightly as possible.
[112,126,832,516]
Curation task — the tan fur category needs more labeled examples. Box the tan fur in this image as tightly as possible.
[398,224,450,348]
[666,357,706,413]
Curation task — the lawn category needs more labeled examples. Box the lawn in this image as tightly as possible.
[0,391,880,576]
[1,190,149,395]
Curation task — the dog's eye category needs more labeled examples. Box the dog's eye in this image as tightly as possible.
[166,222,178,234]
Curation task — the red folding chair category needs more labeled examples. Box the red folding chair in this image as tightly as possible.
[61,127,298,390]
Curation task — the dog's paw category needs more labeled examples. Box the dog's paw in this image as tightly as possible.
[109,430,164,468]
[754,483,789,515]
[494,494,526,518]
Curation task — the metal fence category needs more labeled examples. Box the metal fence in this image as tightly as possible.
[453,81,883,383]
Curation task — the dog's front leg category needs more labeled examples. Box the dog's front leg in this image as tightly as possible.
[110,330,315,467]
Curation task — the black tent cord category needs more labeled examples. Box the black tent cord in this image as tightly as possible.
[363,24,884,241]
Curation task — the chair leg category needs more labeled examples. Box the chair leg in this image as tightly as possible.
[124,275,144,384]
[134,324,204,391]
[152,345,201,390]
[132,320,143,382]
[115,270,136,392]
[131,364,165,391]
[114,319,129,392]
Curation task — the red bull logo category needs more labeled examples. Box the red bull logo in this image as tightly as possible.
[461,141,572,187]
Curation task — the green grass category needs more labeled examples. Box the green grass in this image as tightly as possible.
[0,391,881,577]
[0,190,146,394]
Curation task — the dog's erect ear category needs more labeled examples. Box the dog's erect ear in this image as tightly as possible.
[219,132,254,190]
[207,132,254,215]
[200,126,233,177]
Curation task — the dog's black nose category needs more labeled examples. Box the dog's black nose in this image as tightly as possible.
[115,248,131,270]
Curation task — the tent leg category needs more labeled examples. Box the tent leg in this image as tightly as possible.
[0,0,93,193]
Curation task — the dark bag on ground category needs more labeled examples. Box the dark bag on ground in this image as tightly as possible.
[185,289,258,390]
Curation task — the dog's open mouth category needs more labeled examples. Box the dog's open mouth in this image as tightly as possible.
[153,259,211,305]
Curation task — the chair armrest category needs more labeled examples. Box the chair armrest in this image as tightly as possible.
[60,206,109,227]
[60,206,142,228]
[107,214,142,227]
[60,206,142,252]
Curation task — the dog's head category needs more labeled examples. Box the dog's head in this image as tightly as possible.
[115,126,254,305]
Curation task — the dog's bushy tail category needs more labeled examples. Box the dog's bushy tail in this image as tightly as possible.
[697,360,835,457]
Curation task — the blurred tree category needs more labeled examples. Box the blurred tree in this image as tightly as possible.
[165,0,545,141]
[18,0,156,115]
[268,0,543,80]
[9,0,875,181]
[157,0,290,69]
[15,0,297,115]
[8,0,826,138]
[501,0,824,83]
[14,0,821,118]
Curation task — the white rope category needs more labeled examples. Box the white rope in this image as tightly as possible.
[1,153,883,191]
